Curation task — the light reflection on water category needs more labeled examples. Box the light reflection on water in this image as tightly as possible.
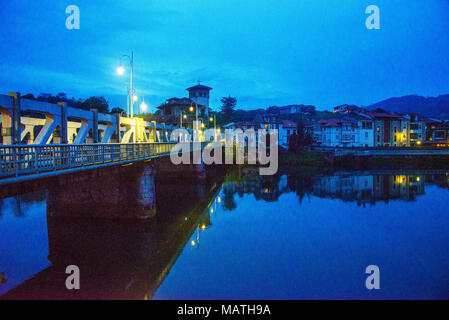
[0,171,449,299]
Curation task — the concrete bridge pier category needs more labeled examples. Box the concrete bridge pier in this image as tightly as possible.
[46,161,157,219]
[154,155,207,180]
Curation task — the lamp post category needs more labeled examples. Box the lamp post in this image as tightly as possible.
[180,112,187,129]
[189,103,199,141]
[210,113,216,140]
[117,51,134,117]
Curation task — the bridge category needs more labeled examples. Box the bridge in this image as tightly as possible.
[0,92,214,185]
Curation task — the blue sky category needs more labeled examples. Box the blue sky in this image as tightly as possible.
[0,0,448,111]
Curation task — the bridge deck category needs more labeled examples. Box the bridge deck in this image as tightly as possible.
[0,142,208,185]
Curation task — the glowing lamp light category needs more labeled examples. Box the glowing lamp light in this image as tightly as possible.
[133,95,138,102]
[116,66,125,75]
[140,102,148,111]
[183,114,187,119]
[210,117,214,122]
[217,196,221,203]
[210,208,213,213]
[201,224,206,230]
[201,123,205,129]
[191,240,195,246]
[189,106,194,112]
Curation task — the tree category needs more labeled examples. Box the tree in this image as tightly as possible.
[111,107,126,114]
[220,96,237,121]
[75,96,109,113]
[289,114,313,153]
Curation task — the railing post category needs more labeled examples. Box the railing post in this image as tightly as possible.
[35,147,39,174]
[8,92,21,145]
[13,147,18,177]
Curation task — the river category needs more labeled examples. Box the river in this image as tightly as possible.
[1,167,448,299]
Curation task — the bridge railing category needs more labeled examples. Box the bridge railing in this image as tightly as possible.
[0,143,177,179]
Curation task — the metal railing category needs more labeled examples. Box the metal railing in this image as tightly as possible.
[0,142,177,179]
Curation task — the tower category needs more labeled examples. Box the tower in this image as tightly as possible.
[186,83,212,115]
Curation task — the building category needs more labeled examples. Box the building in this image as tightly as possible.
[157,83,212,128]
[314,118,359,147]
[403,113,426,146]
[279,120,297,147]
[186,83,212,115]
[257,113,281,134]
[425,119,449,146]
[344,113,374,147]
[368,111,410,147]
[333,104,363,114]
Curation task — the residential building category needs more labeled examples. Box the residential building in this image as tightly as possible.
[403,113,426,146]
[314,119,359,147]
[279,120,297,147]
[369,112,410,147]
[425,119,449,146]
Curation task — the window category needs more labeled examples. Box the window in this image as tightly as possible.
[362,121,372,129]
[365,132,369,138]
[377,126,380,132]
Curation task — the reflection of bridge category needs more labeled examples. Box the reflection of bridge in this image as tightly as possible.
[0,164,224,299]
[0,93,214,185]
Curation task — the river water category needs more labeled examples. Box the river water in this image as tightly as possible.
[1,168,448,299]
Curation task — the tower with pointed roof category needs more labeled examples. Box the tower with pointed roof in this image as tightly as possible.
[186,82,212,116]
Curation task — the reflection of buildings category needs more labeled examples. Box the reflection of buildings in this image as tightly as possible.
[222,172,440,208]
[312,174,425,205]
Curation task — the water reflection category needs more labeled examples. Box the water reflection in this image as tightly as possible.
[1,168,449,299]
[155,169,449,299]
[0,164,225,299]
[221,169,449,209]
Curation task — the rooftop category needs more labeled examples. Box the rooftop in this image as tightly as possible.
[186,84,212,91]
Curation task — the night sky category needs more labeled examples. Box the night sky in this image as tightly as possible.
[0,0,448,111]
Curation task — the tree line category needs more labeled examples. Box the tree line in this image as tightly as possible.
[21,92,123,114]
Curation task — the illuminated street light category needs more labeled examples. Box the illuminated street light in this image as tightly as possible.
[133,95,138,102]
[116,66,125,75]
[140,101,147,112]
[117,51,135,116]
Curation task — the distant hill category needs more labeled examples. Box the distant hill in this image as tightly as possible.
[368,94,449,119]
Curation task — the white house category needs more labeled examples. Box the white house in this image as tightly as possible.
[315,119,359,147]
[279,120,297,147]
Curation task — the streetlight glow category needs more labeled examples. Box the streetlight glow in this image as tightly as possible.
[140,101,147,111]
[133,95,138,102]
[116,66,125,75]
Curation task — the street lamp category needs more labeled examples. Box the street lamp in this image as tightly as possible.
[180,112,187,128]
[189,103,199,141]
[140,96,148,114]
[117,51,134,117]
